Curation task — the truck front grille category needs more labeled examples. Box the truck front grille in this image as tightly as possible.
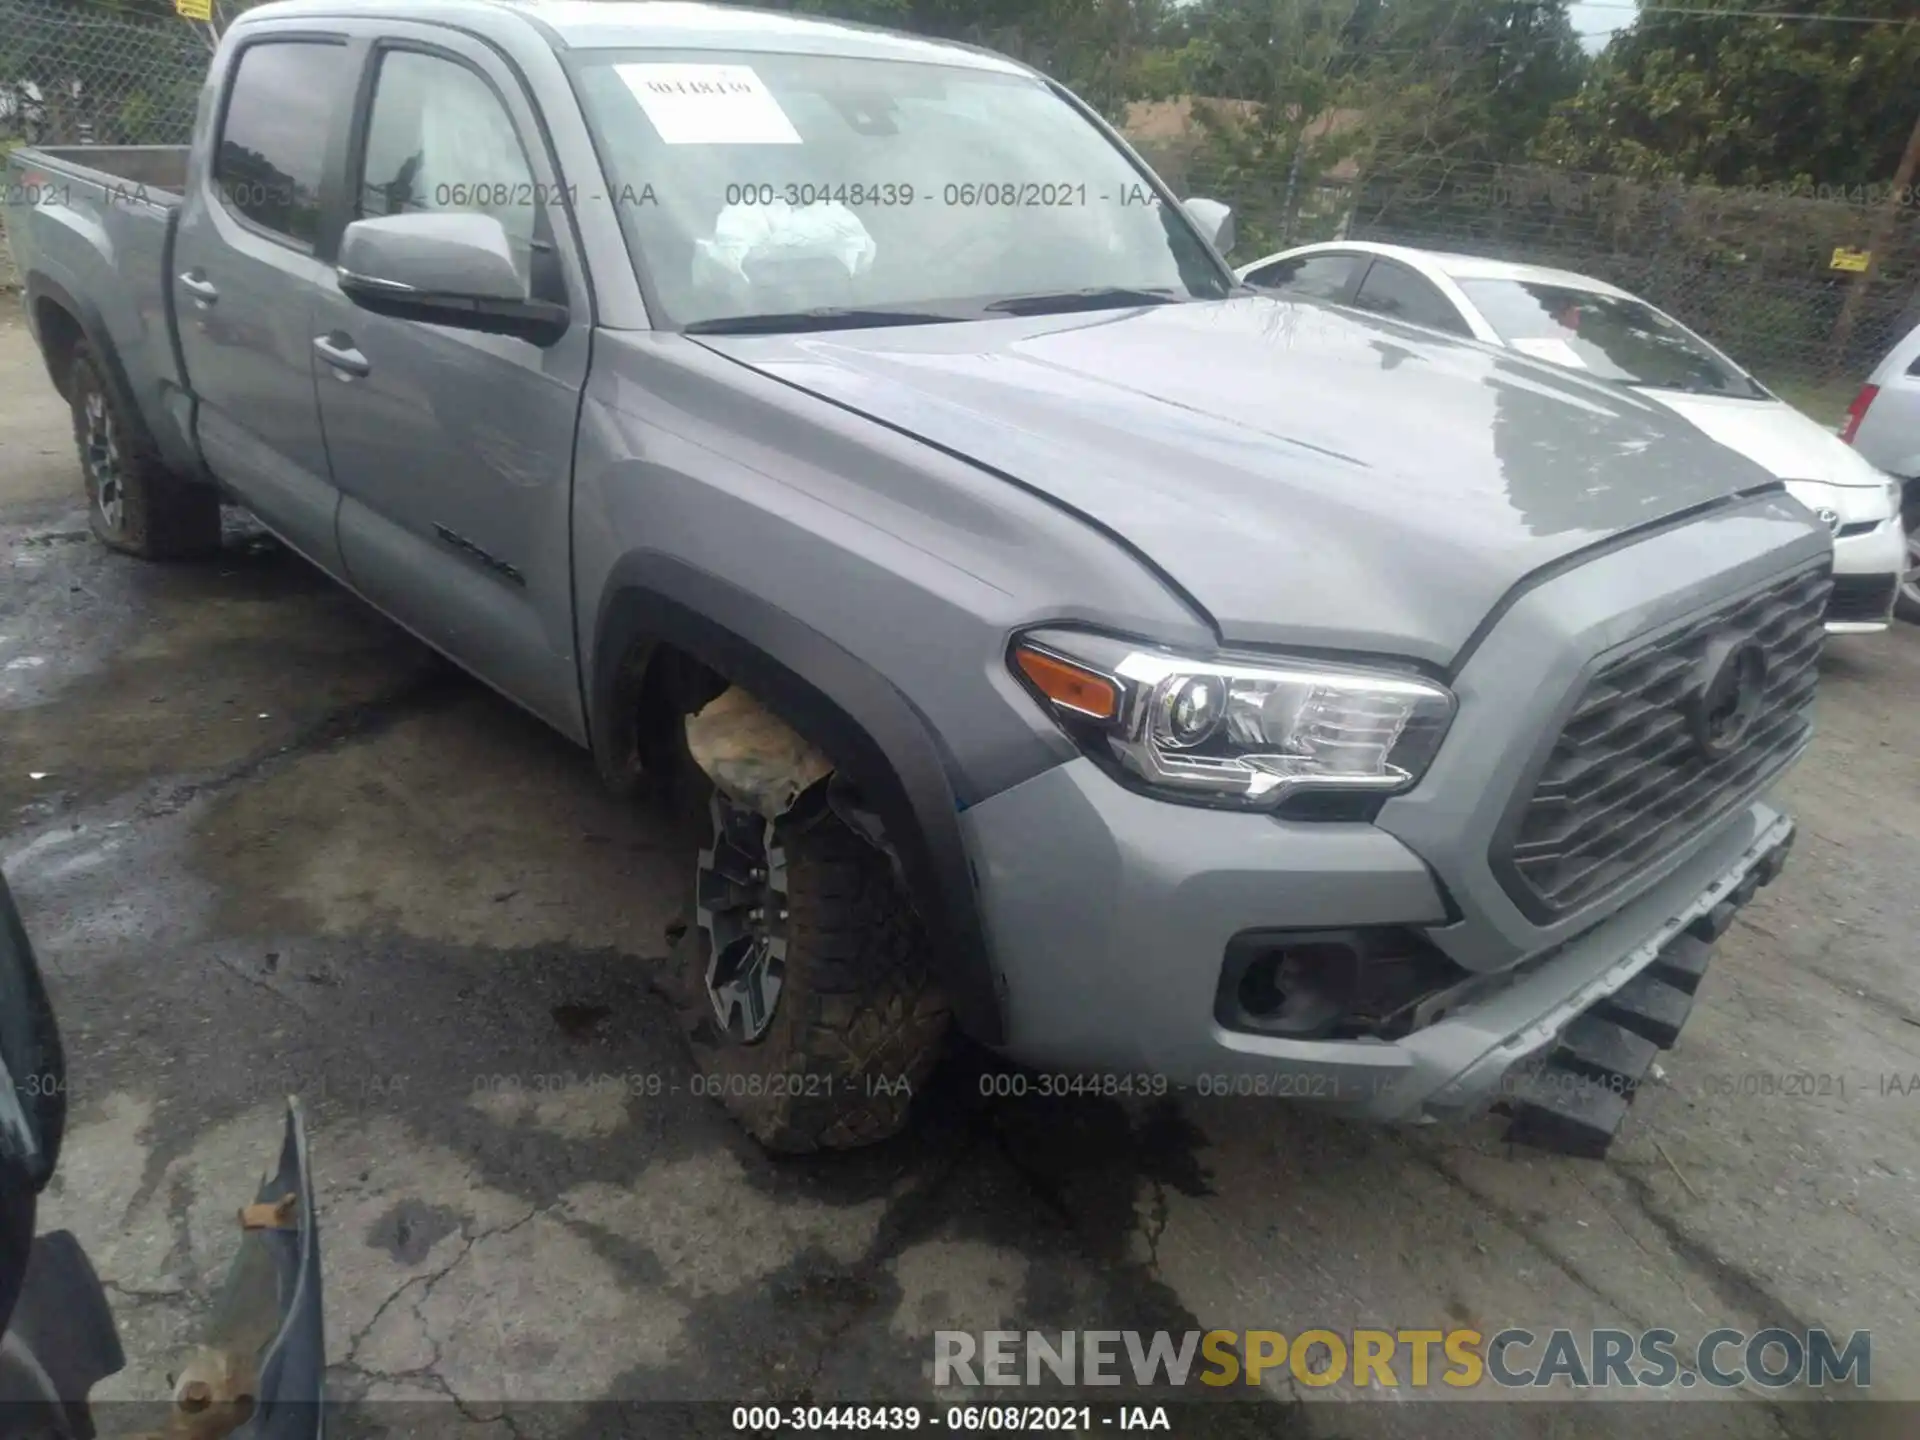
[1496,564,1828,920]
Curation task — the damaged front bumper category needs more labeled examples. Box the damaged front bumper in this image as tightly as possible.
[185,1097,326,1440]
[1223,807,1795,1153]
[1429,811,1795,1156]
[965,756,1794,1158]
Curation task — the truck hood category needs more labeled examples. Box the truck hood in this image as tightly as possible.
[1640,390,1890,489]
[696,296,1785,665]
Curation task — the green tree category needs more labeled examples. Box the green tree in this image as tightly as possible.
[756,0,1181,119]
[1155,0,1584,251]
[1379,0,1589,165]
[1534,0,1920,187]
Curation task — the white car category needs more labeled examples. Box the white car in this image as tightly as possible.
[1840,320,1920,622]
[1237,241,1908,633]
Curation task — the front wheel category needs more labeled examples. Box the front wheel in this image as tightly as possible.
[68,342,222,560]
[1898,482,1920,625]
[666,788,950,1153]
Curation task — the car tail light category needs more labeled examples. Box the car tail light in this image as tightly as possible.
[1840,383,1879,445]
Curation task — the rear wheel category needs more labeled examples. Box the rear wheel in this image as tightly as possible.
[1898,481,1920,625]
[69,342,221,560]
[664,779,950,1153]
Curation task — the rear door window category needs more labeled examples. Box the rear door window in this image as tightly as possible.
[214,40,351,247]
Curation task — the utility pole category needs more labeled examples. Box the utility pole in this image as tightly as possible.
[1280,142,1301,244]
[1826,105,1920,377]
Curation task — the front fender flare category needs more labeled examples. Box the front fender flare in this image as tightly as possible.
[589,553,1005,1044]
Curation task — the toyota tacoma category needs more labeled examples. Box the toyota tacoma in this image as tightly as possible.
[3,0,1827,1157]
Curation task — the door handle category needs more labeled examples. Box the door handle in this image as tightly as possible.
[178,272,219,304]
[313,334,371,379]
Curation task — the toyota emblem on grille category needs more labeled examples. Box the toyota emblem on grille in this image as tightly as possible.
[1687,636,1769,760]
[1815,506,1841,533]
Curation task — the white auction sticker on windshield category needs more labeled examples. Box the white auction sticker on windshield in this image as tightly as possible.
[1510,336,1587,369]
[616,63,801,145]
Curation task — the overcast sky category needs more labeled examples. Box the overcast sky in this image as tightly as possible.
[1568,0,1632,53]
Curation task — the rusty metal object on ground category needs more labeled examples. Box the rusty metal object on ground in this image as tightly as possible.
[684,685,833,821]
[164,1344,257,1440]
[152,1184,292,1440]
[238,1193,297,1231]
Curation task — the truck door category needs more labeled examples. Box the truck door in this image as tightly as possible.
[171,35,356,576]
[313,30,592,742]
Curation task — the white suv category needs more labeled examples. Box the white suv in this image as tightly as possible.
[1844,320,1920,622]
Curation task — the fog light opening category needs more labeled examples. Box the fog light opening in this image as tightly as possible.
[1233,942,1354,1038]
[1218,927,1476,1041]
[1236,951,1288,1016]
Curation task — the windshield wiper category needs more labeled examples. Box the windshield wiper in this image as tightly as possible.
[981,286,1182,316]
[683,307,969,336]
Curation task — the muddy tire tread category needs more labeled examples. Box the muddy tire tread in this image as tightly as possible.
[674,805,949,1154]
[1898,491,1920,626]
[70,342,222,561]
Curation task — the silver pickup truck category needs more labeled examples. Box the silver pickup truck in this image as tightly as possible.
[5,0,1826,1159]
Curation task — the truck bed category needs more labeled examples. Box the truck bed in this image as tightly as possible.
[4,143,197,477]
[18,145,190,201]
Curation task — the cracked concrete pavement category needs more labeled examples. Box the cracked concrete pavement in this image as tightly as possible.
[3,311,1919,1438]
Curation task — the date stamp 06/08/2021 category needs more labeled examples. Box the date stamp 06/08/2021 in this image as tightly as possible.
[4,176,1168,213]
[18,1060,1920,1113]
[456,1063,1920,1113]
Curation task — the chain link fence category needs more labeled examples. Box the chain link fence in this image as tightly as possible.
[0,0,217,290]
[0,0,213,149]
[1178,151,1920,416]
[2,0,1915,408]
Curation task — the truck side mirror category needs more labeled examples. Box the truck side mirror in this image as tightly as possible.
[1182,197,1236,258]
[336,212,569,347]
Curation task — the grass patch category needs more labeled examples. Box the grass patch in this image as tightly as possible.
[1765,374,1863,430]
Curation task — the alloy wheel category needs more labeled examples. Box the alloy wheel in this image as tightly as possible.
[695,793,789,1043]
[83,389,124,534]
[1903,511,1920,614]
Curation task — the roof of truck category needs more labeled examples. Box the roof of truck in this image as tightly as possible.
[240,0,1031,73]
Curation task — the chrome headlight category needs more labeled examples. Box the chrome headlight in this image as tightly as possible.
[1011,630,1455,808]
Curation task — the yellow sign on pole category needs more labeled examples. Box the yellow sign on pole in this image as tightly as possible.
[175,0,212,20]
[1830,247,1872,274]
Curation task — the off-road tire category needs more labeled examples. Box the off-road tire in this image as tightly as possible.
[68,342,222,560]
[664,794,950,1153]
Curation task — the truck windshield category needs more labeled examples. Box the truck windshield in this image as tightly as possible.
[570,50,1234,330]
[1457,278,1769,400]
